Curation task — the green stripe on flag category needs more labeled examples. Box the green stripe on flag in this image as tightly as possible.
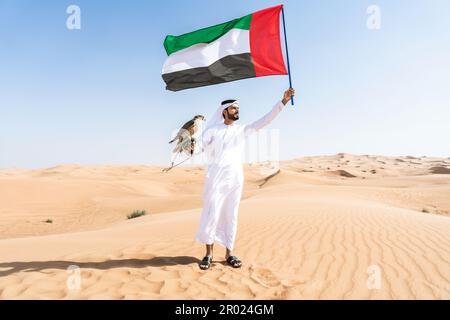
[163,14,252,55]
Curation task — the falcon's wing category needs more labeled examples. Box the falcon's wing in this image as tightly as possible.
[170,119,195,144]
[180,119,195,132]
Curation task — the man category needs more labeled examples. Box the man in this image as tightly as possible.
[195,88,295,270]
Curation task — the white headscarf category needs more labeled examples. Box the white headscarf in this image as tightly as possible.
[204,100,240,131]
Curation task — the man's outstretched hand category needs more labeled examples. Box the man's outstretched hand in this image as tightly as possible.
[282,88,295,105]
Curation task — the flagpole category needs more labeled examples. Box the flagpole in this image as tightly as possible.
[281,6,294,106]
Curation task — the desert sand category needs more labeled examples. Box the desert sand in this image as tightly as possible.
[0,153,449,299]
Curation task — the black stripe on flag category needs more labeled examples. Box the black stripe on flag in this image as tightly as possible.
[162,53,256,91]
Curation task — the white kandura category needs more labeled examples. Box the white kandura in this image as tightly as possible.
[195,100,286,250]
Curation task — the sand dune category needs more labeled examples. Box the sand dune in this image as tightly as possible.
[0,154,449,299]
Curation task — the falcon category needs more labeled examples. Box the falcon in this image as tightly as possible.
[163,115,205,172]
[169,115,205,156]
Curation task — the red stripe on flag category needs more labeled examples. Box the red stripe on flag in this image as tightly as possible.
[250,5,288,77]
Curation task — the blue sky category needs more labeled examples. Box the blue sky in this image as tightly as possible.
[1,0,449,169]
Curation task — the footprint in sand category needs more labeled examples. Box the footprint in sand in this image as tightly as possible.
[249,266,281,288]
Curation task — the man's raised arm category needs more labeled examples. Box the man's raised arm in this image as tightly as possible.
[244,88,295,137]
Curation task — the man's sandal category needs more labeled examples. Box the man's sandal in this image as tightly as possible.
[199,256,213,270]
[226,256,242,268]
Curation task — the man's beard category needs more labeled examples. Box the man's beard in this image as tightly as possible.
[231,113,239,120]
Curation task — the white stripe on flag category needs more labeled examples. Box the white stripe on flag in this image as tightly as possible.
[162,28,250,74]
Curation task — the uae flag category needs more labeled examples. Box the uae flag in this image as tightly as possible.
[162,4,288,91]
